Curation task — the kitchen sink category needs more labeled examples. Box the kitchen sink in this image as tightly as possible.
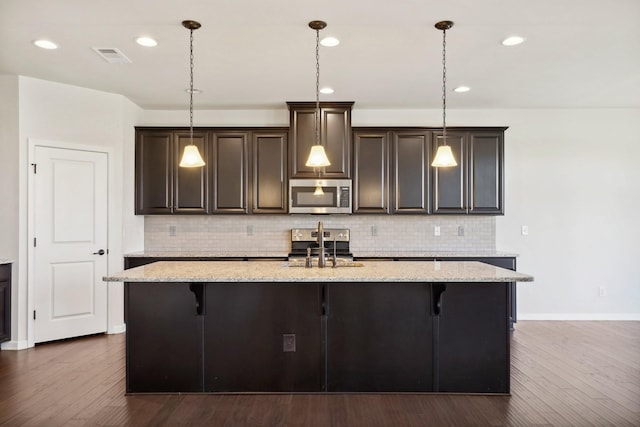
[284,259,364,268]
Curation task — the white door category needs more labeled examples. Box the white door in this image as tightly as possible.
[33,146,108,343]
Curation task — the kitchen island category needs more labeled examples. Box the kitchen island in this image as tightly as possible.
[104,260,533,395]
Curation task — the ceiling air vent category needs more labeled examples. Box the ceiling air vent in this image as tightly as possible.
[92,47,131,64]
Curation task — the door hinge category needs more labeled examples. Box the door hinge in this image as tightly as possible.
[30,163,37,174]
[33,310,36,320]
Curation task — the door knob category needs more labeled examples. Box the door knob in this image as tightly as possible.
[93,249,106,255]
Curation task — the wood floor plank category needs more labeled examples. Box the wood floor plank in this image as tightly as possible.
[0,321,639,426]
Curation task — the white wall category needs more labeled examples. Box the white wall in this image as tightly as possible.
[1,76,144,349]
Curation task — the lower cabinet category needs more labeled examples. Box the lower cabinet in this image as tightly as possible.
[0,263,11,344]
[204,282,322,392]
[326,282,433,392]
[124,279,510,394]
[437,283,509,393]
[125,282,204,393]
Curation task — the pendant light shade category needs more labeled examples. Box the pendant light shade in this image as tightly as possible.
[179,144,206,167]
[306,145,331,168]
[306,20,331,172]
[431,145,457,167]
[431,20,457,168]
[179,20,205,168]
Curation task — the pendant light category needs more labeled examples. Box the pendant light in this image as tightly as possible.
[431,20,458,168]
[305,20,331,171]
[179,20,206,168]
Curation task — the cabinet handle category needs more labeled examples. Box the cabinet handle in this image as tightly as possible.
[92,249,106,256]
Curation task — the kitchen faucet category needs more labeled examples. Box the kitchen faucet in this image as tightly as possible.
[316,221,326,268]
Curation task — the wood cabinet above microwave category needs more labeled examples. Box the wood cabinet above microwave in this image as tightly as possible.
[287,102,353,179]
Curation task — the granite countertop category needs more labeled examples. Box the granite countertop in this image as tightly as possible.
[104,260,534,283]
[124,250,520,258]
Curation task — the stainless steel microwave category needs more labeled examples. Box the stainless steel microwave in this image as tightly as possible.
[288,179,352,214]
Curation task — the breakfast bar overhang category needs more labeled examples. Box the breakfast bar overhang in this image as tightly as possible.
[104,260,534,394]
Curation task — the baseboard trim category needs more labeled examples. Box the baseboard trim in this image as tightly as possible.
[107,324,126,334]
[0,340,31,350]
[518,313,640,321]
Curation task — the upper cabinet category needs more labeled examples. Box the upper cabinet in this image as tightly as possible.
[431,129,505,215]
[136,129,209,214]
[352,130,389,214]
[392,130,432,214]
[210,131,249,213]
[135,128,288,215]
[252,130,288,213]
[287,102,353,178]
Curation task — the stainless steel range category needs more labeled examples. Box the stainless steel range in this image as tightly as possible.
[288,227,352,261]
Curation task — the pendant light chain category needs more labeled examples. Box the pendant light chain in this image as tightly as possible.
[315,27,321,146]
[441,26,447,145]
[189,27,195,143]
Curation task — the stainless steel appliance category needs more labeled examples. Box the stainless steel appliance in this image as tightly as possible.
[288,179,352,214]
[288,227,352,261]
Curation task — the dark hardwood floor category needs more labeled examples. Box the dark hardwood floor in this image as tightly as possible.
[0,321,638,426]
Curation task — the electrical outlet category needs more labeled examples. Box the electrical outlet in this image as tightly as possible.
[521,225,529,236]
[169,225,176,236]
[371,225,378,236]
[599,286,607,297]
[458,226,465,236]
[434,226,441,236]
[283,334,296,352]
[247,225,254,236]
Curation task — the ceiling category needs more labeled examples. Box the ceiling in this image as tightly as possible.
[1,0,639,110]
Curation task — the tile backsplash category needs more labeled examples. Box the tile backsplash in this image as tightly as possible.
[144,215,495,255]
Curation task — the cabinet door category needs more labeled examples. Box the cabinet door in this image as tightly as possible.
[438,282,510,393]
[252,131,288,213]
[431,131,467,214]
[211,131,249,213]
[392,130,431,213]
[125,282,203,392]
[135,130,173,214]
[287,102,353,178]
[353,131,389,213]
[469,132,504,214]
[327,282,433,392]
[174,131,210,214]
[0,264,10,344]
[204,282,322,392]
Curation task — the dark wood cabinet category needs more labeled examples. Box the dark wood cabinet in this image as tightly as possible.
[203,283,322,392]
[252,130,288,213]
[135,129,209,214]
[174,131,209,213]
[432,129,504,214]
[326,282,433,392]
[125,282,204,392]
[392,130,432,213]
[287,102,353,178]
[437,282,510,393]
[353,130,390,213]
[210,131,249,213]
[135,130,173,214]
[0,263,11,344]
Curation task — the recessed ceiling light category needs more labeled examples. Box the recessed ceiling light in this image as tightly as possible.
[320,37,340,47]
[502,36,524,46]
[34,39,58,50]
[136,37,158,47]
[320,87,334,94]
[454,86,470,93]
